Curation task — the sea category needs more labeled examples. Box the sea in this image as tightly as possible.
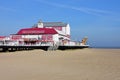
[91,47,120,49]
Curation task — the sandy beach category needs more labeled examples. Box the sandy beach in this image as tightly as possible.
[0,48,120,80]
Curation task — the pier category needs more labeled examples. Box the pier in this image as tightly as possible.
[0,45,89,52]
[0,20,89,52]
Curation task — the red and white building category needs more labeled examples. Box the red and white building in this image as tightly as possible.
[8,21,71,46]
[0,20,89,48]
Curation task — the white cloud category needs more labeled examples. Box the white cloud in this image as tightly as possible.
[35,0,111,16]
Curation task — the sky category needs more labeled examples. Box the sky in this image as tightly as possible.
[0,0,120,47]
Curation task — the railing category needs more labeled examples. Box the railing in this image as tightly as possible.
[0,41,54,46]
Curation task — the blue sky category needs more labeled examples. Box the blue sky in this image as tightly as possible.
[0,0,120,47]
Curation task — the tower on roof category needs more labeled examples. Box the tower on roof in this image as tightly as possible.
[37,20,43,28]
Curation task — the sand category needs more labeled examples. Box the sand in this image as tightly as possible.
[0,48,120,80]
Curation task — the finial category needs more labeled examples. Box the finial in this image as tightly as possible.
[38,19,42,23]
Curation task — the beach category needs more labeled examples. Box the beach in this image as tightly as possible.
[0,48,120,80]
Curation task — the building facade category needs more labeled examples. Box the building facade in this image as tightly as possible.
[9,21,71,46]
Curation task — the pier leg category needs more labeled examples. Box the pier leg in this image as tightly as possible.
[2,47,8,52]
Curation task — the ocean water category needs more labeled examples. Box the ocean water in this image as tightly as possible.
[91,47,120,49]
